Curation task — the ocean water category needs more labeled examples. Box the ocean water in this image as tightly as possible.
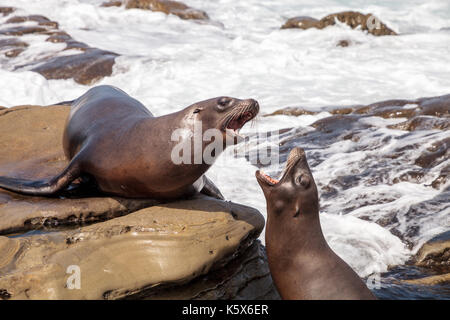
[0,0,449,298]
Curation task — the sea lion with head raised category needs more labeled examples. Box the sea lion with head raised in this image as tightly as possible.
[255,147,376,300]
[0,85,259,199]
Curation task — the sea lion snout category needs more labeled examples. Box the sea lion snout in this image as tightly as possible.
[255,147,319,217]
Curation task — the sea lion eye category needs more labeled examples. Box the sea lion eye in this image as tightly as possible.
[296,174,310,188]
[193,108,202,114]
[218,97,231,108]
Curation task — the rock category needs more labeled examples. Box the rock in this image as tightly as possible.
[264,107,318,117]
[318,11,397,36]
[281,16,319,30]
[413,231,450,273]
[0,38,28,58]
[136,240,279,299]
[311,114,372,133]
[392,171,424,184]
[6,15,59,28]
[388,116,450,131]
[101,1,123,7]
[0,38,28,49]
[336,39,351,47]
[414,138,449,169]
[0,13,119,85]
[31,49,118,85]
[125,0,209,20]
[403,273,450,285]
[281,11,397,36]
[45,32,72,43]
[0,197,275,299]
[0,105,160,235]
[63,40,90,52]
[329,107,357,115]
[4,48,24,58]
[431,165,449,190]
[269,94,449,122]
[0,7,14,16]
[0,26,48,36]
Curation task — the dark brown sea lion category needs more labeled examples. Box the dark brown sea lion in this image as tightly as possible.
[0,85,259,199]
[255,147,376,300]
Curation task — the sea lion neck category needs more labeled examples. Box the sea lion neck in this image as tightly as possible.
[265,207,328,259]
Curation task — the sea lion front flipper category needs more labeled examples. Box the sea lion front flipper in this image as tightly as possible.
[0,156,81,196]
[200,175,225,200]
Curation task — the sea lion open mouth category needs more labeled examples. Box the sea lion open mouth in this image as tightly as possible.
[256,171,280,186]
[256,148,304,186]
[222,102,259,139]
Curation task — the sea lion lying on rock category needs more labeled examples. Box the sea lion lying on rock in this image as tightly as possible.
[0,85,259,200]
[256,147,376,300]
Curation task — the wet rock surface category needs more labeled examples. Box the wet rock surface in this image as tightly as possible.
[281,11,397,36]
[0,12,118,84]
[392,231,450,287]
[31,49,118,85]
[0,197,275,300]
[0,38,28,58]
[413,231,450,273]
[125,0,209,20]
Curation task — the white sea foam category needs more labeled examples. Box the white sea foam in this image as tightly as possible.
[1,0,449,276]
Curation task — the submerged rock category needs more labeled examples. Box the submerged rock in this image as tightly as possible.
[281,11,397,36]
[125,0,209,20]
[0,25,48,36]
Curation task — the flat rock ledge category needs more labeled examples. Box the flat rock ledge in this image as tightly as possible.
[0,198,278,299]
[281,11,396,36]
[0,104,278,299]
